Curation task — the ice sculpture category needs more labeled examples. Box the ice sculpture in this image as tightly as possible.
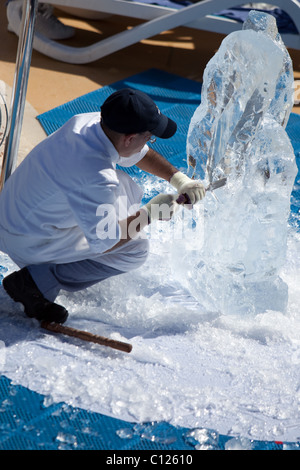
[185,10,298,315]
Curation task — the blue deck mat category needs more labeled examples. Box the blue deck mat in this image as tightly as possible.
[0,375,295,450]
[1,69,299,451]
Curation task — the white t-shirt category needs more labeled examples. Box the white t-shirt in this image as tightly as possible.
[0,112,148,268]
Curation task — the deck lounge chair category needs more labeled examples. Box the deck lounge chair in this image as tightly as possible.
[6,0,300,63]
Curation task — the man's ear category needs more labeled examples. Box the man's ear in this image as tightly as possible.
[123,133,137,147]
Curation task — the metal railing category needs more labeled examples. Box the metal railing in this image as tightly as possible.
[0,0,38,191]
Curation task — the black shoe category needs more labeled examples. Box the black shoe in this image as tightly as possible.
[2,267,68,324]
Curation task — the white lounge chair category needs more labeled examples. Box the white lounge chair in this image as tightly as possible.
[7,0,300,63]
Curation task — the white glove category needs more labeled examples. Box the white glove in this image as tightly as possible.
[170,171,205,205]
[141,193,179,222]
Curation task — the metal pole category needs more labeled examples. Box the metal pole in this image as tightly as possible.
[0,0,38,191]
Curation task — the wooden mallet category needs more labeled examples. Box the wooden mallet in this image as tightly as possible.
[41,321,132,353]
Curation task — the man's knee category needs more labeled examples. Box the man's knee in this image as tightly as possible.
[93,237,149,272]
[131,237,149,268]
[120,237,149,271]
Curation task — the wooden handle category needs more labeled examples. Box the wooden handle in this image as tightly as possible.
[41,321,132,353]
[176,193,190,204]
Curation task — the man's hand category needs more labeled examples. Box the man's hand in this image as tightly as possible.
[141,193,179,222]
[170,171,205,205]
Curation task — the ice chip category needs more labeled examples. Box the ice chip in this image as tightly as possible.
[242,9,278,39]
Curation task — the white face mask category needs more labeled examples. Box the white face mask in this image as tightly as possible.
[118,145,149,167]
[118,153,141,167]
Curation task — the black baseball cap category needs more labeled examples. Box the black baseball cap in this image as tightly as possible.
[100,88,177,139]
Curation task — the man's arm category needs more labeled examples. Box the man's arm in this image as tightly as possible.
[105,147,206,252]
[135,148,178,181]
[136,147,205,205]
[104,210,148,253]
[104,193,178,253]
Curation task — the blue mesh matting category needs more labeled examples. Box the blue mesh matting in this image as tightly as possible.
[1,69,300,451]
[0,375,294,450]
